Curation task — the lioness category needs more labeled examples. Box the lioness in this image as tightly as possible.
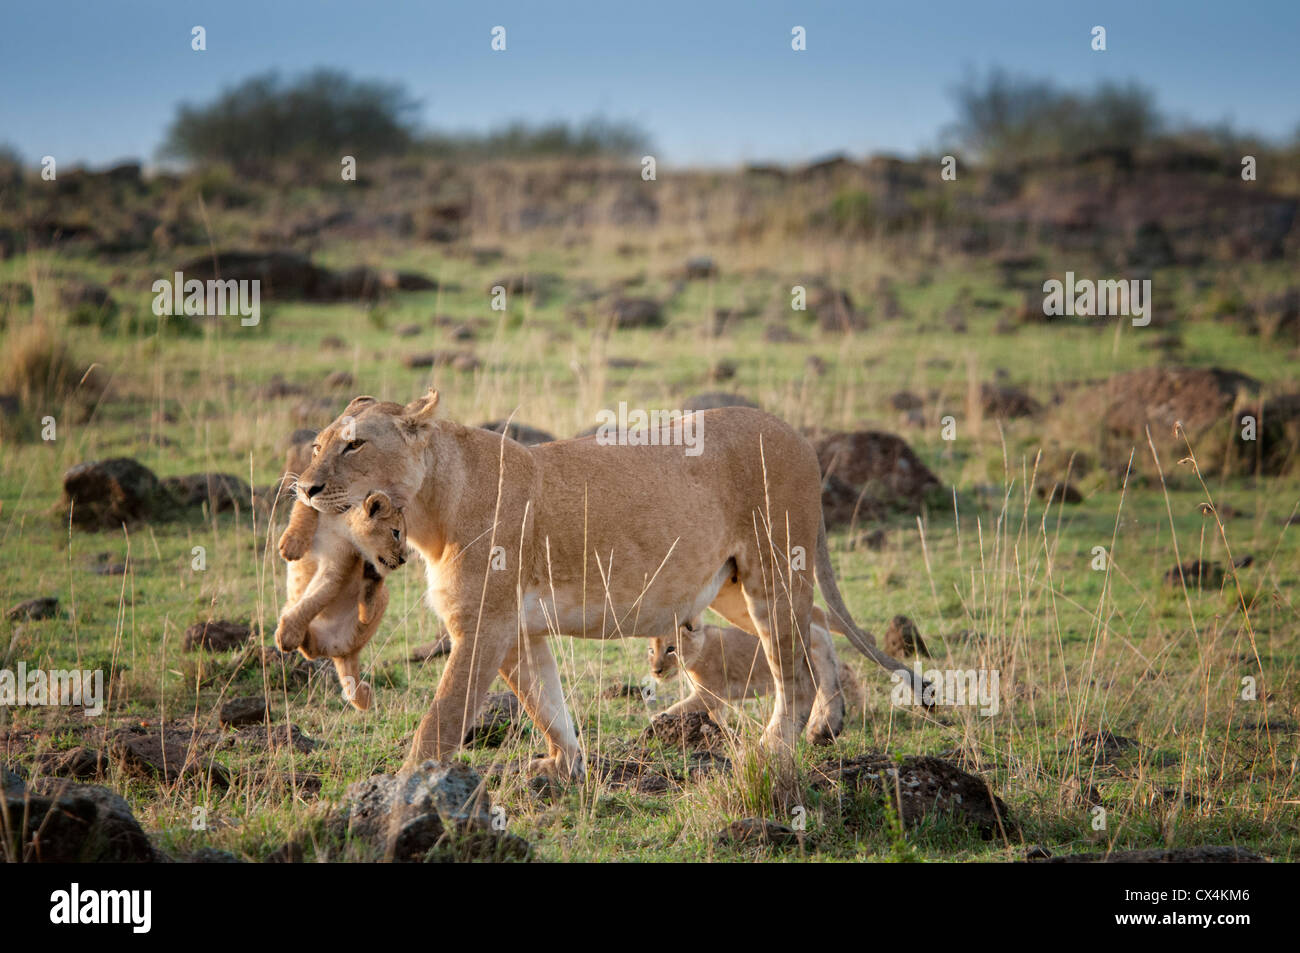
[275,490,406,711]
[649,619,863,743]
[297,390,923,778]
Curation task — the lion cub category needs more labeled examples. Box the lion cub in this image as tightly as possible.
[649,619,863,744]
[275,491,406,710]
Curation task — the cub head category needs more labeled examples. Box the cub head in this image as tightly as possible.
[344,491,407,572]
[648,619,704,678]
[297,390,440,514]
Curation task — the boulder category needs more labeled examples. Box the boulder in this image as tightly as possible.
[812,754,1012,837]
[332,760,528,862]
[4,775,156,862]
[59,458,173,529]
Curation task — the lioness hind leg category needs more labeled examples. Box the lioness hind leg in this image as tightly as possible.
[710,575,816,756]
[499,634,584,781]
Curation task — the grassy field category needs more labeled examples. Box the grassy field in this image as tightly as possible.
[2,200,1298,862]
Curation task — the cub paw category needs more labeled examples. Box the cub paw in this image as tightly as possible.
[278,526,311,562]
[275,614,306,652]
[343,680,373,711]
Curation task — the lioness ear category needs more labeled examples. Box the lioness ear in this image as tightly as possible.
[341,395,378,418]
[401,389,439,432]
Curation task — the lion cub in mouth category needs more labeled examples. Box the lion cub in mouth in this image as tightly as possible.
[275,491,406,710]
[649,619,863,744]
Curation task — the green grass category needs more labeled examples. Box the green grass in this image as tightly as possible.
[1,233,1298,862]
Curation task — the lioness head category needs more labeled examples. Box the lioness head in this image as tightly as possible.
[297,391,440,513]
[344,491,407,571]
[648,619,704,678]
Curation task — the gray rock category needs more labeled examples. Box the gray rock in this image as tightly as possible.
[334,760,528,862]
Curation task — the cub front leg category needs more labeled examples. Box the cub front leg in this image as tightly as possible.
[278,500,319,562]
[276,558,355,652]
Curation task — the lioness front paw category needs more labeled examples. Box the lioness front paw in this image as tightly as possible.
[524,754,586,784]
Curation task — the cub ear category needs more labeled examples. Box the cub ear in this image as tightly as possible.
[364,491,394,519]
[341,395,378,418]
[401,389,440,432]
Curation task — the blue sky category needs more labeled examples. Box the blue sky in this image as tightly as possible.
[2,0,1297,167]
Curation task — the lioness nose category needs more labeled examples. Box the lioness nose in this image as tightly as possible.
[305,484,325,498]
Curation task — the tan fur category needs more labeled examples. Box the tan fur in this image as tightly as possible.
[296,389,923,778]
[275,490,406,711]
[650,620,863,743]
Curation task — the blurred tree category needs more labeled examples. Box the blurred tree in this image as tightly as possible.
[947,69,1162,162]
[160,69,418,168]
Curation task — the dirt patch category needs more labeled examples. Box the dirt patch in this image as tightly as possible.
[409,636,452,661]
[883,615,930,658]
[1032,845,1265,863]
[219,696,270,728]
[227,723,317,754]
[641,711,736,752]
[463,691,523,748]
[33,746,109,781]
[59,457,177,529]
[6,596,58,621]
[814,430,941,527]
[184,619,252,652]
[716,818,803,849]
[981,383,1041,419]
[811,753,1012,837]
[109,727,230,787]
[176,250,436,302]
[162,472,252,512]
[1082,366,1259,474]
[1065,730,1142,767]
[477,421,556,446]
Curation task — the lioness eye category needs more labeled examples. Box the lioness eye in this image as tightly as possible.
[345,439,365,453]
[666,646,675,655]
[391,528,401,539]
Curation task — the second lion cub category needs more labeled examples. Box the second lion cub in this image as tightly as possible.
[275,491,406,710]
[649,619,863,744]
